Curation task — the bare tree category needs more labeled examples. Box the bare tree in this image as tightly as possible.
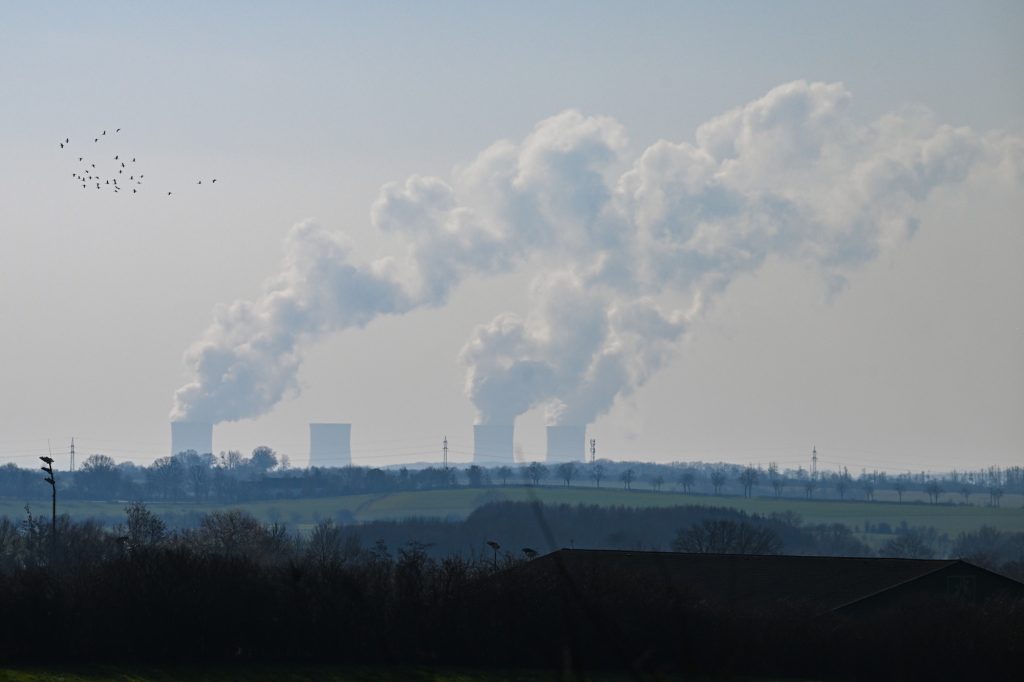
[589,463,605,488]
[672,519,782,555]
[651,474,665,492]
[738,467,758,498]
[495,465,512,487]
[893,475,909,504]
[925,479,943,504]
[124,501,166,550]
[709,470,726,496]
[525,462,547,486]
[620,468,635,490]
[830,467,851,500]
[677,469,696,494]
[556,462,578,487]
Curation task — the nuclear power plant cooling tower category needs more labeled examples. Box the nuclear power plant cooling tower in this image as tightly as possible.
[309,423,352,468]
[473,424,514,464]
[546,425,585,462]
[171,421,213,456]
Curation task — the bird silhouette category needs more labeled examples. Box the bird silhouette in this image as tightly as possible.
[132,158,136,162]
[121,163,125,168]
[65,138,69,144]
[115,128,120,133]
[78,157,82,161]
[132,189,136,194]
[167,191,172,196]
[102,130,106,135]
[91,164,95,168]
[197,180,202,184]
[212,179,217,183]
[59,143,64,149]
[114,155,118,160]
[94,138,98,142]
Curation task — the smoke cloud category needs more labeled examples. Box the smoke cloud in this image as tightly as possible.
[173,81,1020,426]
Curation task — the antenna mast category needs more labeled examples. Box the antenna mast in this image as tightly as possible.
[811,445,818,479]
[443,435,448,471]
[70,437,75,472]
[590,438,596,464]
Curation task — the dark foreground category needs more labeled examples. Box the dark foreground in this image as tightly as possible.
[0,667,686,682]
[1,504,1021,681]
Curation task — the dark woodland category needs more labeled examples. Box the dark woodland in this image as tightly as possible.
[0,501,1021,680]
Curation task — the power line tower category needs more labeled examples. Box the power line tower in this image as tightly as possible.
[589,438,596,464]
[811,445,818,480]
[70,437,75,472]
[442,435,448,471]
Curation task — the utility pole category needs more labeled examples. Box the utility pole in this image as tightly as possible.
[70,437,75,472]
[589,438,596,464]
[442,436,448,471]
[40,456,56,540]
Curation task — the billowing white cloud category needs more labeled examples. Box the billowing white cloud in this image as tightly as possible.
[172,81,1021,427]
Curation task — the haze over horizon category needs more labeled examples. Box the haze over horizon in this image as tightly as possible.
[1,2,1022,473]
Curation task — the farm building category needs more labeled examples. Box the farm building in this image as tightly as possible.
[498,549,1024,614]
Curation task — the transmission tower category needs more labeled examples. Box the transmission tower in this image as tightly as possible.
[70,437,75,472]
[590,438,596,463]
[811,445,818,480]
[443,435,448,471]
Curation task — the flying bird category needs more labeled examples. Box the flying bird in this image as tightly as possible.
[114,155,118,160]
[59,143,64,149]
[94,138,98,142]
[115,128,120,133]
[132,158,136,162]
[132,189,136,194]
[167,191,172,196]
[102,130,106,135]
[65,138,69,144]
[212,179,217,183]
[78,157,82,161]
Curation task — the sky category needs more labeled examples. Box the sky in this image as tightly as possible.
[0,1,1021,474]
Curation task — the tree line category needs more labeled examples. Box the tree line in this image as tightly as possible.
[0,449,1020,507]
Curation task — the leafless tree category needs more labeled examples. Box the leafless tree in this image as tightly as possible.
[738,467,758,498]
[589,463,605,488]
[556,462,578,487]
[672,519,782,555]
[709,470,727,495]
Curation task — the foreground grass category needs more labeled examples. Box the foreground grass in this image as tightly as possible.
[0,667,806,682]
[2,485,1021,537]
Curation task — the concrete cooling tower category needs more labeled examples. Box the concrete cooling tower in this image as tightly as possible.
[473,424,514,465]
[546,425,585,462]
[309,423,352,468]
[171,421,213,456]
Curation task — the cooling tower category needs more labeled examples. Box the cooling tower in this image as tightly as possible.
[546,425,585,462]
[473,424,514,465]
[171,421,213,456]
[309,423,352,468]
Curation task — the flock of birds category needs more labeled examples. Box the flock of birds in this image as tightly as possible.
[60,128,216,196]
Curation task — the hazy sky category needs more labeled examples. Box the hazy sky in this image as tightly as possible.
[1,2,1021,473]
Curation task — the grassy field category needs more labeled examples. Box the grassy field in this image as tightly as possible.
[2,486,1021,537]
[0,668,805,682]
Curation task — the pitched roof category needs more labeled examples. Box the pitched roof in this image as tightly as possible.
[506,549,1012,613]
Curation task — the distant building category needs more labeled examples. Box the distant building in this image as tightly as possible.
[498,549,1024,614]
[309,423,351,468]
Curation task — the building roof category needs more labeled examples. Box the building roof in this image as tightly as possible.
[502,549,1022,613]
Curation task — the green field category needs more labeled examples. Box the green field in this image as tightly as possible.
[3,486,1021,537]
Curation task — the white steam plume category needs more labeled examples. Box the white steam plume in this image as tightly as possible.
[173,81,1021,426]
